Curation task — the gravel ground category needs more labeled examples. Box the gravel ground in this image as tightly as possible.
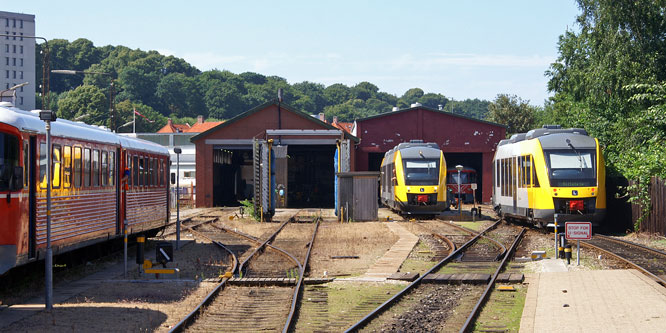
[1,207,661,332]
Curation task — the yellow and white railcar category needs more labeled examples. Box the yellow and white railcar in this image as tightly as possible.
[380,140,449,216]
[492,126,606,227]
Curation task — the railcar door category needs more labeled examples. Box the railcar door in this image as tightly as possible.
[28,136,36,259]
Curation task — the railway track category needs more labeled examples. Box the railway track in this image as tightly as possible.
[344,220,526,332]
[170,211,320,332]
[582,234,666,286]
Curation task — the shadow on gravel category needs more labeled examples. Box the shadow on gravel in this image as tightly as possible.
[1,306,167,332]
[67,281,200,304]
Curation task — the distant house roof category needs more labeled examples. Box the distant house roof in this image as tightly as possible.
[157,119,191,133]
[331,117,353,133]
[157,116,223,134]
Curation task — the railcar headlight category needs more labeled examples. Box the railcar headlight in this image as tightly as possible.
[434,186,438,192]
[407,187,411,192]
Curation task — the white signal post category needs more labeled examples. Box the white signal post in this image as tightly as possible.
[39,110,57,310]
[565,221,592,266]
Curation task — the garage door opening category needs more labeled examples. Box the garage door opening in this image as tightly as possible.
[212,148,253,207]
[368,152,385,171]
[287,145,335,208]
[443,152,483,203]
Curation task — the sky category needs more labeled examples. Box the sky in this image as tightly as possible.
[5,1,581,105]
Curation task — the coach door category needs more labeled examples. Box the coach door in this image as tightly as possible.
[28,136,36,259]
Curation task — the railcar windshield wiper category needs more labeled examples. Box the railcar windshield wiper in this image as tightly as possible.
[566,139,585,171]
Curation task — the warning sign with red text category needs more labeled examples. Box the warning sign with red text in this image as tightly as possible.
[565,222,592,240]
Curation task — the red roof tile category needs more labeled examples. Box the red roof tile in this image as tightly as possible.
[186,121,224,133]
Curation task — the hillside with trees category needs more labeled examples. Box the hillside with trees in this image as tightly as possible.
[35,40,490,132]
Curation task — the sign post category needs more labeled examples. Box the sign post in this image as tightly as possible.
[565,222,592,266]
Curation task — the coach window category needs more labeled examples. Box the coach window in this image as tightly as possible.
[109,151,115,186]
[51,145,61,189]
[502,158,509,197]
[63,146,72,188]
[148,158,153,186]
[74,147,82,187]
[92,150,100,187]
[161,161,166,187]
[154,159,158,186]
[159,160,163,187]
[39,143,47,188]
[132,155,139,187]
[84,148,91,187]
[139,157,145,187]
[101,151,108,186]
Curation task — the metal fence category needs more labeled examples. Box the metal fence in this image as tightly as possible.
[631,177,666,236]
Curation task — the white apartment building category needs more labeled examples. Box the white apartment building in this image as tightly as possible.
[0,11,36,110]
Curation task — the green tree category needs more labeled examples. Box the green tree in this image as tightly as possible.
[400,88,425,105]
[351,81,379,100]
[546,0,666,227]
[115,100,166,133]
[323,83,352,105]
[486,94,537,135]
[57,85,108,125]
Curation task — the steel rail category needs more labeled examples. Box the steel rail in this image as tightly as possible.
[283,217,321,333]
[238,219,290,276]
[594,234,666,258]
[581,236,666,287]
[441,220,507,260]
[344,219,503,332]
[168,234,238,332]
[209,223,303,274]
[434,233,457,254]
[459,227,525,333]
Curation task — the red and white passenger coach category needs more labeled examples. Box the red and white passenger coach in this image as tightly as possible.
[0,103,170,275]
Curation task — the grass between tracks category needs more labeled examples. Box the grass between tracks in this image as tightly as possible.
[474,284,527,332]
[296,282,405,331]
[399,241,437,274]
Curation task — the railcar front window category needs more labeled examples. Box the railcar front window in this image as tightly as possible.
[545,150,596,187]
[0,133,19,191]
[448,172,470,184]
[403,159,439,185]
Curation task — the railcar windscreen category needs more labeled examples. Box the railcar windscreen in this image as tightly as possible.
[545,150,596,187]
[403,159,439,185]
[0,132,19,191]
[448,172,473,184]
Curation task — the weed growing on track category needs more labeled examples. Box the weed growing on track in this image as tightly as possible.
[474,284,527,332]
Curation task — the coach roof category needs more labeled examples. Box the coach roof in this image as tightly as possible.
[0,104,168,155]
